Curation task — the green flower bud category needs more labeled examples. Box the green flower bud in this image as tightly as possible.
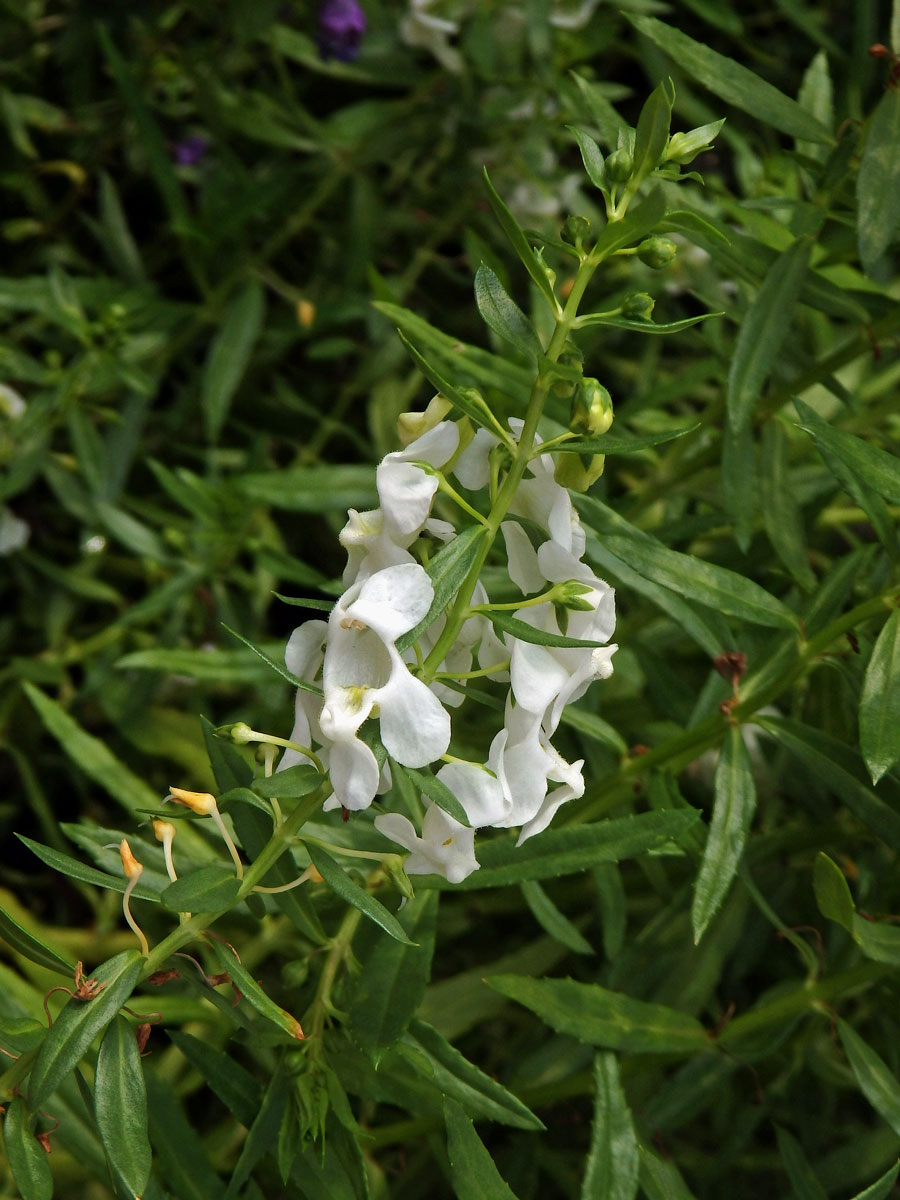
[571,378,614,436]
[554,452,606,492]
[561,215,591,247]
[637,236,677,270]
[383,854,416,902]
[621,292,655,321]
[551,344,584,398]
[605,147,632,183]
[552,579,596,610]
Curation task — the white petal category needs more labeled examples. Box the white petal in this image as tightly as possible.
[517,783,580,844]
[436,761,508,827]
[328,738,381,810]
[502,522,545,595]
[374,812,420,853]
[346,563,434,642]
[285,619,328,678]
[510,633,572,715]
[400,421,460,467]
[377,460,439,540]
[452,427,497,490]
[378,664,451,766]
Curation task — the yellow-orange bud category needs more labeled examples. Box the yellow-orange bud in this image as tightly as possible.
[153,819,176,843]
[119,838,143,879]
[168,786,217,816]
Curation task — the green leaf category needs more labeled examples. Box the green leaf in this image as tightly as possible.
[849,1162,900,1200]
[206,940,305,1041]
[474,263,543,358]
[0,901,75,976]
[582,1053,638,1200]
[401,766,470,826]
[691,726,757,943]
[202,280,265,440]
[555,424,700,455]
[97,171,144,283]
[415,809,699,890]
[638,1144,698,1200]
[760,420,816,590]
[626,15,832,143]
[812,852,854,932]
[521,880,593,955]
[592,188,666,259]
[250,765,322,799]
[21,682,161,816]
[3,1097,53,1200]
[775,1126,828,1200]
[727,238,812,431]
[221,623,322,696]
[95,1016,152,1200]
[569,127,609,192]
[394,330,512,440]
[0,1017,45,1054]
[756,716,900,848]
[397,525,488,652]
[482,168,558,308]
[273,593,334,611]
[224,1063,290,1200]
[237,465,377,513]
[857,86,900,273]
[444,1097,520,1200]
[793,399,900,507]
[145,1071,222,1199]
[839,1020,900,1138]
[28,950,142,1110]
[117,645,282,685]
[349,891,438,1056]
[167,1030,261,1128]
[851,914,900,966]
[202,716,253,793]
[305,842,415,945]
[860,609,900,785]
[16,835,161,902]
[487,975,708,1054]
[407,1018,544,1130]
[160,865,241,912]
[483,609,613,650]
[573,313,721,335]
[629,78,675,192]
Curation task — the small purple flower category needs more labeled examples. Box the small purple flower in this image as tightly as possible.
[318,0,366,62]
[172,135,210,168]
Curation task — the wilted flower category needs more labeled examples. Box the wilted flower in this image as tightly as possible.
[318,0,367,62]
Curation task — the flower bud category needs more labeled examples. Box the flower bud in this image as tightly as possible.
[227,722,255,745]
[637,236,677,270]
[552,580,596,610]
[296,299,316,328]
[152,819,177,844]
[383,854,416,902]
[621,292,655,322]
[560,215,591,247]
[570,379,613,437]
[397,395,452,447]
[119,838,143,879]
[605,147,632,183]
[554,452,606,493]
[168,786,217,816]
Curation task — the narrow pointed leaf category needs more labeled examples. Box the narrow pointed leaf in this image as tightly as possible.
[395,329,511,440]
[850,1162,900,1200]
[167,1030,261,1128]
[474,263,543,358]
[592,188,666,259]
[397,525,487,652]
[838,1020,900,1138]
[202,280,264,440]
[775,1127,828,1200]
[304,842,415,945]
[857,86,900,273]
[554,423,700,455]
[206,940,305,1041]
[95,1016,152,1200]
[581,1053,639,1200]
[484,609,613,649]
[482,168,558,307]
[638,1145,698,1200]
[17,835,161,901]
[444,1097,520,1200]
[250,764,322,799]
[760,420,815,590]
[0,902,75,976]
[160,865,241,912]
[630,78,674,192]
[569,127,609,191]
[573,313,721,335]
[401,766,469,826]
[860,608,900,784]
[521,880,593,955]
[812,853,855,932]
[3,1097,53,1200]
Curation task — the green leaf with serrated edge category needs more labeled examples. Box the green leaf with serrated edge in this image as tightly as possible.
[629,78,675,193]
[21,682,160,815]
[95,1016,151,1200]
[581,1053,639,1200]
[397,525,487,652]
[273,593,334,611]
[849,1162,900,1200]
[224,1063,290,1200]
[250,764,322,799]
[756,716,900,848]
[444,1097,521,1200]
[202,279,264,441]
[482,168,558,307]
[3,1097,53,1200]
[521,880,593,955]
[691,726,757,943]
[407,1018,544,1130]
[626,15,831,143]
[349,891,437,1056]
[573,313,722,334]
[395,330,511,441]
[760,420,816,590]
[415,809,699,890]
[401,766,470,826]
[858,87,900,273]
[474,262,543,359]
[206,940,304,1041]
[860,608,900,785]
[775,1126,828,1200]
[793,400,897,557]
[727,238,812,432]
[638,1144,698,1200]
[305,842,415,945]
[167,1030,260,1127]
[145,1071,221,1199]
[221,622,322,695]
[160,865,240,912]
[812,853,854,932]
[569,127,609,191]
[556,423,700,455]
[839,1020,900,1138]
[28,950,142,1109]
[16,835,161,901]
[0,901,75,976]
[483,609,613,650]
[592,188,666,259]
[486,975,708,1054]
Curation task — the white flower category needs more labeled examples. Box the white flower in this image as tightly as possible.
[376,420,459,543]
[375,803,478,883]
[0,385,26,419]
[279,620,328,772]
[399,0,463,72]
[320,563,451,811]
[0,507,30,555]
[339,508,415,586]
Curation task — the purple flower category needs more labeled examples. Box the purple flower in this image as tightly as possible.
[318,0,366,62]
[172,135,210,167]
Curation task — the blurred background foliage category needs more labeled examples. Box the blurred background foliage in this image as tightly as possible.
[2,0,900,1196]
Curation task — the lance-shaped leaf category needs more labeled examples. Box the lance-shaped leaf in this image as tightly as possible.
[859,608,900,785]
[95,1015,152,1200]
[760,420,815,590]
[629,78,675,193]
[395,329,511,440]
[29,950,143,1109]
[202,279,264,440]
[160,865,241,912]
[0,901,75,976]
[850,1163,900,1200]
[592,188,666,259]
[167,1030,261,1128]
[483,609,613,650]
[444,1097,520,1200]
[521,879,593,955]
[692,726,757,943]
[221,623,322,696]
[206,940,304,1041]
[839,1020,900,1138]
[474,263,543,359]
[638,1145,698,1200]
[250,764,322,799]
[401,766,469,826]
[727,238,812,432]
[3,1097,53,1200]
[857,86,900,274]
[812,852,854,933]
[397,525,487,652]
[573,313,721,335]
[553,423,700,455]
[775,1127,828,1200]
[485,975,709,1054]
[482,168,558,308]
[581,1053,639,1200]
[305,842,415,945]
[17,835,161,901]
[569,127,609,192]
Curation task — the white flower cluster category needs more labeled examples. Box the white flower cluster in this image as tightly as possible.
[281,410,616,884]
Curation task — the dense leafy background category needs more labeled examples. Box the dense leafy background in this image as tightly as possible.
[2,1,900,1197]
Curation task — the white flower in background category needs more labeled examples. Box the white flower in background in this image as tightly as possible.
[0,506,30,555]
[399,0,463,72]
[375,802,478,883]
[0,384,26,419]
[549,0,599,29]
[320,563,451,811]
